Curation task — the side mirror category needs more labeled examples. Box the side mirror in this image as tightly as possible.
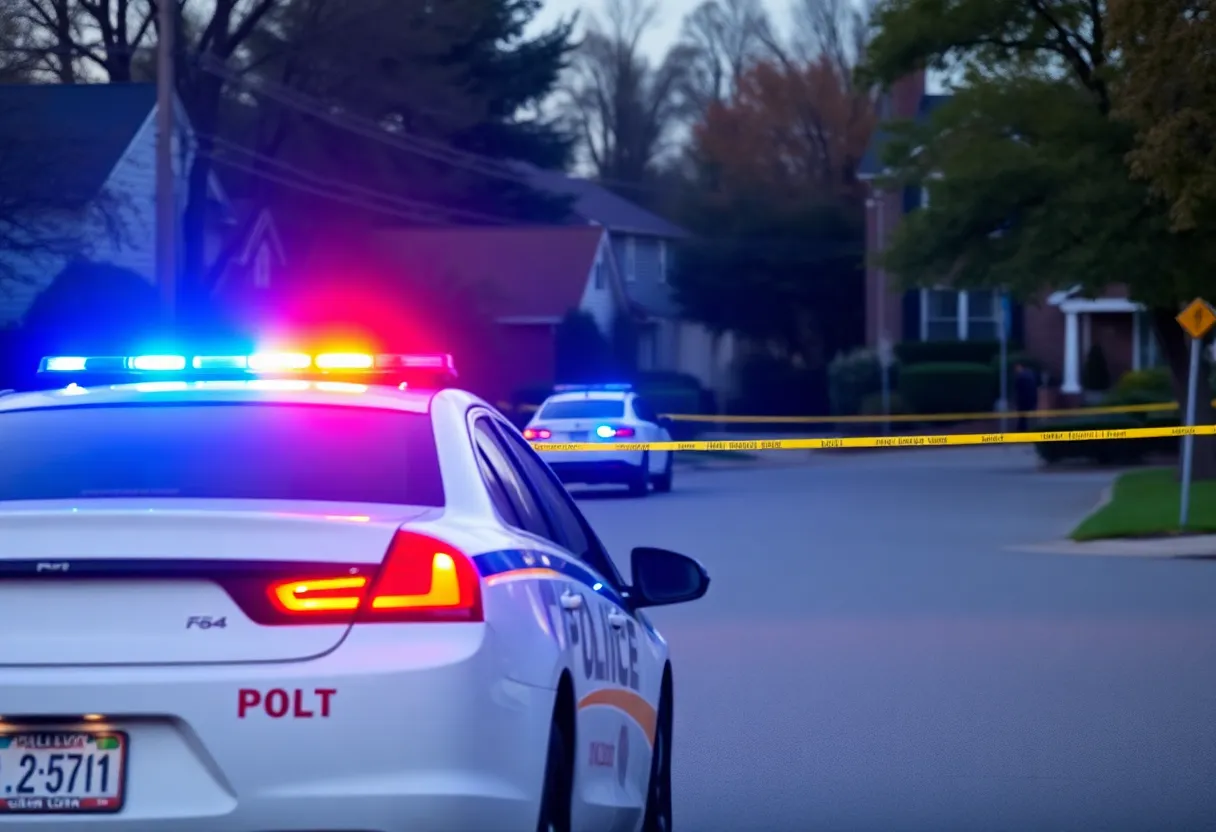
[629,547,709,608]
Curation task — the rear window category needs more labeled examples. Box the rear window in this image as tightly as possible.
[538,399,626,420]
[0,403,444,506]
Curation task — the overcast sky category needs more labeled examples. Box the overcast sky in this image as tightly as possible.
[528,0,786,60]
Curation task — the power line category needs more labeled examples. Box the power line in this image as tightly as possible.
[196,131,515,226]
[199,147,472,226]
[198,53,673,199]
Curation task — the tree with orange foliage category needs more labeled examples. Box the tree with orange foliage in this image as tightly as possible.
[694,56,875,201]
[668,22,875,405]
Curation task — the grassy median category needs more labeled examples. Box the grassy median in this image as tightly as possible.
[1071,467,1216,540]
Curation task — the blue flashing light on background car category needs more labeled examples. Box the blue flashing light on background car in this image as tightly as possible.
[552,382,633,393]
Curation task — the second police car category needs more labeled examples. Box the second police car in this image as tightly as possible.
[0,350,709,832]
[523,385,676,497]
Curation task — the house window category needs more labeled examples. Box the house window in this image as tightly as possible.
[253,244,272,289]
[625,237,637,282]
[658,240,668,284]
[920,289,1001,340]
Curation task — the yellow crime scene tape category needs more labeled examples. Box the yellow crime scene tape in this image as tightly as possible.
[532,425,1216,453]
[500,400,1209,424]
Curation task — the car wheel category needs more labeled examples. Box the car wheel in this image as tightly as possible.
[628,452,650,496]
[652,452,674,493]
[536,715,573,832]
[642,676,674,832]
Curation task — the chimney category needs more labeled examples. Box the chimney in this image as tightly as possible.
[889,69,926,120]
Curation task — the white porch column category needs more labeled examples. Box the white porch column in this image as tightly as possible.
[1062,308,1081,393]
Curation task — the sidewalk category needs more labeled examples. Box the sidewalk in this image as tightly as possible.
[1008,535,1216,559]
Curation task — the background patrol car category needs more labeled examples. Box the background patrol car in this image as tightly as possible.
[523,384,676,497]
[0,351,709,832]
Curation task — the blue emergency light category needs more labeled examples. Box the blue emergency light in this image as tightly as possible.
[552,382,633,393]
[37,351,457,383]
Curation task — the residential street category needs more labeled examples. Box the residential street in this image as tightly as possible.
[576,447,1216,832]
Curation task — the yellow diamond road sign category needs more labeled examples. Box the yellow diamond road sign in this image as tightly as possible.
[1177,298,1216,340]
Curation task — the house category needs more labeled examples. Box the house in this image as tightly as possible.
[0,82,283,327]
[856,71,1161,398]
[514,162,736,397]
[295,225,630,406]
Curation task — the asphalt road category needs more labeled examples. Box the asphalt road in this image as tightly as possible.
[574,446,1216,832]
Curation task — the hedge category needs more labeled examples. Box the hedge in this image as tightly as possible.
[897,362,997,415]
[828,347,899,416]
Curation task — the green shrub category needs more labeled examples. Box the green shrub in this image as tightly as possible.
[895,340,1014,366]
[1112,368,1173,400]
[1033,415,1155,465]
[1082,343,1112,392]
[828,347,898,416]
[860,391,909,416]
[898,362,996,414]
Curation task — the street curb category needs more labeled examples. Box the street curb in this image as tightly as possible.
[1006,533,1216,559]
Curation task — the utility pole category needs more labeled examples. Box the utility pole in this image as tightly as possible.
[155,0,176,324]
[866,195,893,436]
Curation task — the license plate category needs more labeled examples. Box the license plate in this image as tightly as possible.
[0,731,127,813]
[564,431,588,442]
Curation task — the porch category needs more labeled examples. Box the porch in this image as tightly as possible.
[1047,287,1163,395]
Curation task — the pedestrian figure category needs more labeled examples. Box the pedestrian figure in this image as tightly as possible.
[1013,362,1039,431]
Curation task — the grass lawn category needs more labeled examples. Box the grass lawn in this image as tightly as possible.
[1071,467,1216,541]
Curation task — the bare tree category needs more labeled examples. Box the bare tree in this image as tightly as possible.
[564,0,694,187]
[761,0,875,85]
[9,0,156,82]
[678,0,769,115]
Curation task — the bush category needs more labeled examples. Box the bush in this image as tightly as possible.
[895,340,1014,366]
[1033,414,1176,465]
[860,391,909,416]
[897,362,996,415]
[1111,368,1173,400]
[1082,343,1112,392]
[828,347,898,416]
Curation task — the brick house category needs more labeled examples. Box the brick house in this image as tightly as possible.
[857,71,1166,398]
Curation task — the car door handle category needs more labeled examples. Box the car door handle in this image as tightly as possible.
[607,611,628,629]
[559,591,583,611]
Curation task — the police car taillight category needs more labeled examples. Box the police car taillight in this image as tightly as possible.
[523,427,552,441]
[595,425,635,439]
[264,531,482,624]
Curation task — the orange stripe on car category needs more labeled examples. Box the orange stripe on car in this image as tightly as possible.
[484,567,565,587]
[578,689,657,746]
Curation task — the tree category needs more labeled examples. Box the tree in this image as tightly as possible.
[693,58,875,198]
[22,260,165,353]
[563,0,694,190]
[862,0,1216,477]
[670,42,873,377]
[1110,0,1216,232]
[230,0,577,225]
[678,0,769,117]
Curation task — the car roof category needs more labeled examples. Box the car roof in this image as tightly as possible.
[0,380,443,414]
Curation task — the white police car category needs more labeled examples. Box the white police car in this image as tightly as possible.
[0,351,709,832]
[523,385,676,497]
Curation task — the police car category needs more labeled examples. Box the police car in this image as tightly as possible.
[523,385,676,496]
[0,351,709,832]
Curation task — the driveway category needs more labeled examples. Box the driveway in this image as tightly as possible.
[575,447,1216,831]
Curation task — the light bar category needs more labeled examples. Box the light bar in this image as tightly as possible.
[553,382,633,393]
[37,352,458,382]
